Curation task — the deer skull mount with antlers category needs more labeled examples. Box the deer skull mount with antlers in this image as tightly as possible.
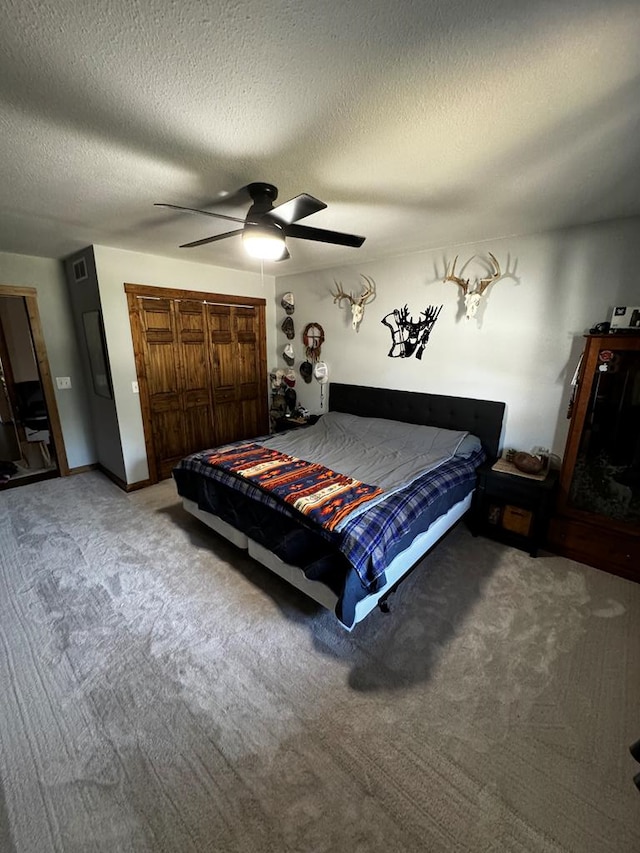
[444,253,502,320]
[331,275,376,331]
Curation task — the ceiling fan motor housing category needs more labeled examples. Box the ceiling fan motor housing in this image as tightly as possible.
[247,182,279,218]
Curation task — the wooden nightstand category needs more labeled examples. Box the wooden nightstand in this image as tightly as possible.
[470,462,559,556]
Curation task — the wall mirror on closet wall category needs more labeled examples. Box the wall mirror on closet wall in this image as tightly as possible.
[126,283,269,483]
[0,285,68,489]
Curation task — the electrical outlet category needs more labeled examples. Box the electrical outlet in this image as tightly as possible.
[56,376,72,390]
[131,381,139,394]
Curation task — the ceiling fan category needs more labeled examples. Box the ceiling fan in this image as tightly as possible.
[155,182,365,261]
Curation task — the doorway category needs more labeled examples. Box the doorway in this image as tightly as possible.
[0,286,69,489]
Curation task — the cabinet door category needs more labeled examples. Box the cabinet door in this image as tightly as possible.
[560,335,640,530]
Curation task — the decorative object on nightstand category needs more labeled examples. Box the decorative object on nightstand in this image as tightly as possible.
[548,333,640,582]
[274,411,319,432]
[470,456,559,556]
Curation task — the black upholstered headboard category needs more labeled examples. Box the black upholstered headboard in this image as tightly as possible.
[329,383,505,461]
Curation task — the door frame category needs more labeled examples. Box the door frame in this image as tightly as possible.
[125,283,268,485]
[0,285,70,475]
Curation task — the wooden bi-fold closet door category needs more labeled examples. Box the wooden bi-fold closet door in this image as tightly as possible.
[126,285,268,482]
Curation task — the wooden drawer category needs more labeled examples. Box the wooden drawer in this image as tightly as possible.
[548,517,640,581]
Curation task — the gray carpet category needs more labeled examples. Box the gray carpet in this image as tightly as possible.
[0,471,639,852]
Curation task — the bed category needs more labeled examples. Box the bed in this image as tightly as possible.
[173,383,505,629]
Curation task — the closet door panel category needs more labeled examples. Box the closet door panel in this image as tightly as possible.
[145,345,178,398]
[153,420,187,478]
[213,342,238,395]
[207,307,240,421]
[241,400,261,439]
[237,339,260,396]
[139,299,185,475]
[141,298,173,340]
[214,403,242,446]
[207,304,233,344]
[177,301,216,454]
[235,307,264,436]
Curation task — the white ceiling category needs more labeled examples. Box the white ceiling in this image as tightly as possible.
[1,0,639,276]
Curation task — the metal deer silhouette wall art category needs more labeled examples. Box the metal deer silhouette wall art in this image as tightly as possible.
[381,304,442,360]
[444,253,502,320]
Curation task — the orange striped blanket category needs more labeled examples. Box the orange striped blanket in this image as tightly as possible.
[206,443,383,532]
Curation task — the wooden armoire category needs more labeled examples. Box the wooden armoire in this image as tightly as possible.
[548,333,640,582]
[126,284,268,482]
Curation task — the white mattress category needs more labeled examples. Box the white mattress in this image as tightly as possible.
[181,492,472,629]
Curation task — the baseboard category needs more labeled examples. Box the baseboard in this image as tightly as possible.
[96,463,151,492]
[67,463,98,475]
[125,478,153,492]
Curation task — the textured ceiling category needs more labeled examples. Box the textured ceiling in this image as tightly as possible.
[1,0,639,275]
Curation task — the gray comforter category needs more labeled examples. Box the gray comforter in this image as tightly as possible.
[263,411,477,519]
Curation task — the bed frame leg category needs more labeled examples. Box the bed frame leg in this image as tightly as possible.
[378,599,390,614]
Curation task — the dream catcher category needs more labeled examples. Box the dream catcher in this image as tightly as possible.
[302,323,325,362]
[302,322,327,407]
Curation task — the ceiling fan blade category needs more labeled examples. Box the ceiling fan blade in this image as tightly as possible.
[155,203,246,225]
[283,223,365,247]
[179,229,243,248]
[268,193,327,225]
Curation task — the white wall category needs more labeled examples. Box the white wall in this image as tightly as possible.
[276,217,640,459]
[0,251,95,468]
[92,245,277,483]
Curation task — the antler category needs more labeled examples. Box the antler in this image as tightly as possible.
[396,304,410,324]
[443,257,469,295]
[357,275,376,305]
[331,280,355,306]
[477,252,501,295]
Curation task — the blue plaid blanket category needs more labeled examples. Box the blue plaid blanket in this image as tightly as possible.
[174,442,485,592]
[338,445,484,585]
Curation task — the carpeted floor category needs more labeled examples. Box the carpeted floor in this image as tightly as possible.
[0,471,639,852]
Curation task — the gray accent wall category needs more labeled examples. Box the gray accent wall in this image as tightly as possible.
[64,247,127,482]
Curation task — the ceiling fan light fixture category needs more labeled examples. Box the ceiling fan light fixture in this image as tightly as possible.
[157,183,365,259]
[242,222,287,260]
